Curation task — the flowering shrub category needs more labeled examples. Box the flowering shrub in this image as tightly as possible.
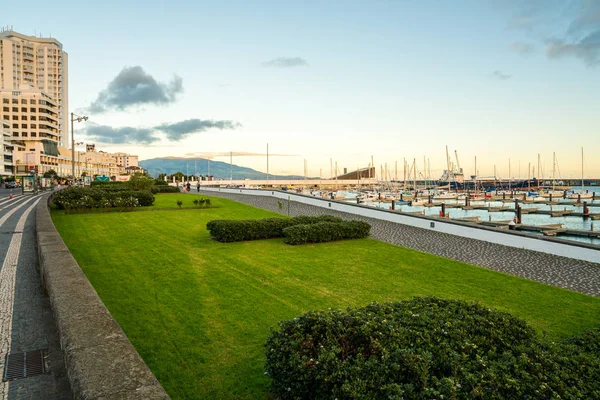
[206,215,343,243]
[282,221,371,245]
[53,187,154,210]
[265,297,600,399]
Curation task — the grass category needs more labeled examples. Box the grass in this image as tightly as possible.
[51,193,600,399]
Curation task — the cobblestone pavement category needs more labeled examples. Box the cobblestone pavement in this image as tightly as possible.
[0,194,72,400]
[198,191,600,297]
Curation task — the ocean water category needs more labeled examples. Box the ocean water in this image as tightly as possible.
[360,188,600,245]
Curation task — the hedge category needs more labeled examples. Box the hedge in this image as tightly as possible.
[265,297,600,399]
[206,215,343,243]
[283,221,371,245]
[53,187,155,210]
[151,185,180,193]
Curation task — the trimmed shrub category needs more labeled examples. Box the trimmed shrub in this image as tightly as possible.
[265,297,600,399]
[53,187,154,210]
[154,180,169,186]
[151,185,180,193]
[283,220,371,245]
[90,181,124,187]
[206,215,343,243]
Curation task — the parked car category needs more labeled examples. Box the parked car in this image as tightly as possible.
[5,181,17,189]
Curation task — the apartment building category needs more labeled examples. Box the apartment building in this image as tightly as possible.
[1,88,60,174]
[113,152,139,172]
[0,28,68,146]
[0,119,14,176]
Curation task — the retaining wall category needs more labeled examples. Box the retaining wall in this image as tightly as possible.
[200,187,600,264]
[35,194,170,399]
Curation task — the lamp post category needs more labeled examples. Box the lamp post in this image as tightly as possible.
[71,113,88,184]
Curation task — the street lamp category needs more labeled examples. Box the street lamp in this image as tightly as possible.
[71,113,88,184]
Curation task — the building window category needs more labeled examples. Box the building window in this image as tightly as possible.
[22,116,27,121]
[31,132,36,137]
[31,124,36,128]
[12,99,18,104]
[21,107,27,112]
[3,115,8,120]
[12,132,18,137]
[2,99,8,104]
[12,124,17,129]
[21,99,27,104]
[12,107,17,112]
[30,100,36,105]
[30,116,36,121]
[22,132,28,137]
[21,124,27,129]
[30,108,36,112]
[2,107,8,112]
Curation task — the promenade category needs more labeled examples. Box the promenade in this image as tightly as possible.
[198,190,600,297]
[0,191,71,399]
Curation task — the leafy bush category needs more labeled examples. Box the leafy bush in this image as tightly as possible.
[154,180,169,186]
[265,297,600,399]
[151,185,180,193]
[53,187,154,210]
[206,215,343,243]
[283,221,371,245]
[90,181,124,187]
[127,174,155,191]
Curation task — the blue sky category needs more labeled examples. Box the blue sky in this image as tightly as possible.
[3,0,599,178]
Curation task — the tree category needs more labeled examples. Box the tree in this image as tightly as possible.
[157,173,167,182]
[127,174,155,191]
[43,169,58,179]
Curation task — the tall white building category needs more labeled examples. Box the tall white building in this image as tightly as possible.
[0,28,68,147]
[0,119,14,176]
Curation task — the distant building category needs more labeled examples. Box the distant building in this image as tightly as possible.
[0,28,68,147]
[1,88,60,175]
[0,119,14,176]
[112,152,139,174]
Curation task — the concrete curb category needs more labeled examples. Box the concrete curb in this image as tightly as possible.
[35,193,170,399]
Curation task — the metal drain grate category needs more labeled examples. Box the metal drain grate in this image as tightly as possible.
[2,349,48,381]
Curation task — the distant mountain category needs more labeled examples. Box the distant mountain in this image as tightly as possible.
[139,157,309,180]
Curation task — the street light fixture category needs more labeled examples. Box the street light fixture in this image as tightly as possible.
[71,113,88,184]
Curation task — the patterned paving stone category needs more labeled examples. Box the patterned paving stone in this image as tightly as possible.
[199,191,600,297]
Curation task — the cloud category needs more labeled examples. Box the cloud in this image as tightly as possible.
[88,66,183,113]
[83,118,242,144]
[546,30,600,66]
[500,1,600,67]
[490,70,512,80]
[261,57,308,68]
[85,124,158,144]
[511,41,535,54]
[154,119,242,141]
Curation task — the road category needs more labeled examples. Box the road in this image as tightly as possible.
[0,190,71,399]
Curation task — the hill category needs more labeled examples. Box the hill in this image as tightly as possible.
[139,157,308,180]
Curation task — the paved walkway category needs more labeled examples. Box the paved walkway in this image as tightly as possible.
[0,192,71,400]
[198,190,600,297]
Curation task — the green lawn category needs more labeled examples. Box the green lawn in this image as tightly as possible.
[51,193,600,399]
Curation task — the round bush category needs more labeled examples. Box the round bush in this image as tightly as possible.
[265,297,598,399]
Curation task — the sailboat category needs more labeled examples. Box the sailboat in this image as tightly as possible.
[568,148,593,200]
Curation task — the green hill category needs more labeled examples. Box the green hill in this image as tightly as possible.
[139,157,309,180]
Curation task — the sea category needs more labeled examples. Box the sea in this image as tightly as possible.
[364,186,600,246]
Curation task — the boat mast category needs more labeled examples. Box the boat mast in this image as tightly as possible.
[413,158,417,198]
[581,147,584,193]
[508,158,511,192]
[474,156,477,194]
[538,153,542,189]
[423,156,427,190]
[445,145,451,191]
[552,152,556,192]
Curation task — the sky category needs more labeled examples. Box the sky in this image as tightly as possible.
[3,0,600,179]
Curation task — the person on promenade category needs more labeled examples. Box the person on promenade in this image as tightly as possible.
[196,182,200,192]
[186,182,191,192]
